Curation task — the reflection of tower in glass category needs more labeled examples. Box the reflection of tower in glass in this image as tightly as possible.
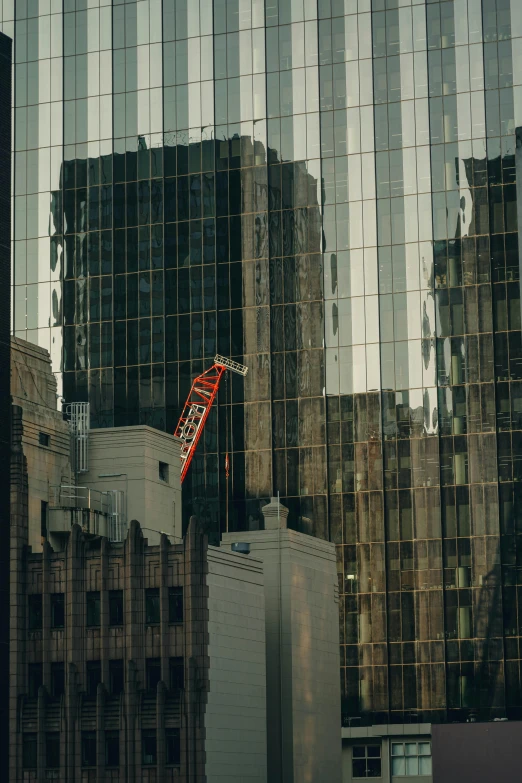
[51,132,323,545]
[6,0,522,731]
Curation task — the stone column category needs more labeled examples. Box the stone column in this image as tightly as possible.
[124,521,144,783]
[9,407,28,783]
[157,681,167,775]
[66,525,84,783]
[160,533,169,684]
[100,537,110,689]
[37,686,45,782]
[96,683,106,782]
[184,517,209,783]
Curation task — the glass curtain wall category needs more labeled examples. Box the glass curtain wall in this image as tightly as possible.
[4,0,522,725]
[0,29,12,782]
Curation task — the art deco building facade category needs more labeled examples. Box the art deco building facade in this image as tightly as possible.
[3,0,522,729]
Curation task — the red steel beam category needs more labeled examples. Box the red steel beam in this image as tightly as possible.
[174,363,226,483]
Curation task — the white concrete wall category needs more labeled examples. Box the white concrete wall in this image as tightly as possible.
[222,529,342,783]
[205,547,267,783]
[83,425,182,542]
[287,537,342,783]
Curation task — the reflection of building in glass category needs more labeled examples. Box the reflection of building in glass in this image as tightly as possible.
[0,28,11,782]
[4,0,522,736]
[51,135,323,543]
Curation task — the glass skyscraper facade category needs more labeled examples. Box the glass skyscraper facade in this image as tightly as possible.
[4,0,522,726]
[0,28,12,779]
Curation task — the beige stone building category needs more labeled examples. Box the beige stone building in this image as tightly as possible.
[11,337,73,553]
[10,338,267,783]
[10,337,341,782]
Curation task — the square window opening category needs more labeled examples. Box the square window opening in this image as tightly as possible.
[51,593,65,629]
[145,588,160,624]
[169,657,184,691]
[159,461,169,482]
[105,730,120,767]
[169,586,183,624]
[391,741,431,777]
[109,659,124,696]
[46,733,60,769]
[82,731,96,767]
[142,730,157,766]
[146,658,161,692]
[28,663,43,699]
[28,594,42,630]
[86,591,101,627]
[352,744,382,779]
[166,728,181,766]
[86,661,101,699]
[51,662,65,698]
[23,734,37,769]
[109,590,124,626]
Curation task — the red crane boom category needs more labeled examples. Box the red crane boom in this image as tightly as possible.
[174,355,248,483]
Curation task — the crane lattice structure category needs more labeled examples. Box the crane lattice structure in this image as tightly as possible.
[174,355,248,483]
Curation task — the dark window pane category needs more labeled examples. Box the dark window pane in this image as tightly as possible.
[352,759,367,777]
[28,594,42,630]
[105,730,119,767]
[145,588,160,624]
[169,657,184,691]
[367,758,382,777]
[142,730,157,765]
[109,590,124,626]
[86,661,101,699]
[51,593,65,628]
[51,662,65,698]
[41,500,48,538]
[168,586,183,623]
[146,658,161,692]
[46,733,60,769]
[166,728,181,765]
[28,663,42,698]
[109,659,124,696]
[23,734,37,768]
[86,591,100,627]
[82,731,96,767]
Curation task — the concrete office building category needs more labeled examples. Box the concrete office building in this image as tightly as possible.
[9,337,341,782]
[222,496,342,783]
[4,0,522,773]
[0,27,11,781]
